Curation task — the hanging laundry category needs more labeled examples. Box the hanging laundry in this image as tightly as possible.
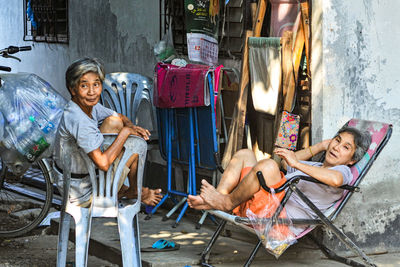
[248,37,282,116]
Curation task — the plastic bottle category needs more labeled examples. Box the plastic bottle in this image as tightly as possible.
[18,127,50,162]
[0,73,66,165]
[3,121,49,163]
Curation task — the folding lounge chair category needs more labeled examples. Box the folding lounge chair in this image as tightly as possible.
[201,119,392,267]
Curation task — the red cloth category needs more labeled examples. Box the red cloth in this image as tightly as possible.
[154,63,211,108]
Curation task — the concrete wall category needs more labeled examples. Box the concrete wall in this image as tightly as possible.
[312,0,400,251]
[68,0,159,79]
[0,0,160,99]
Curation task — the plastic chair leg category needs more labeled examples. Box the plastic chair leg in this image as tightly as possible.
[57,212,71,267]
[73,208,92,267]
[132,214,142,266]
[118,210,142,267]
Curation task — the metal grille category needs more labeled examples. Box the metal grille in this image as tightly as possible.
[160,0,187,55]
[160,0,248,59]
[24,0,69,43]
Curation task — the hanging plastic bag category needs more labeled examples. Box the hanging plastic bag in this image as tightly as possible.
[0,73,66,174]
[154,19,177,62]
[246,188,297,258]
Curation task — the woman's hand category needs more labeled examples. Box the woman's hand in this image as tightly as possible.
[274,148,299,169]
[118,113,151,140]
[126,125,151,140]
[321,139,332,151]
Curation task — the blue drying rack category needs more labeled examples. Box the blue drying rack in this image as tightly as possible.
[146,73,220,228]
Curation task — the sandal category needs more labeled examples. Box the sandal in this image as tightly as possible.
[141,239,180,252]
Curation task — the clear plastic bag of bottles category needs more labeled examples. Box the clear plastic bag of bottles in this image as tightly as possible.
[0,73,66,173]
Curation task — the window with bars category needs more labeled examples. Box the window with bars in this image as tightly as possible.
[24,0,69,43]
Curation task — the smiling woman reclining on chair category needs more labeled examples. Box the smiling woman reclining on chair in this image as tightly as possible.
[53,57,162,207]
[188,127,371,235]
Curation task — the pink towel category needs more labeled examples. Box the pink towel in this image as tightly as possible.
[154,63,223,109]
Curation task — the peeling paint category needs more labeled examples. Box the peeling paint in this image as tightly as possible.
[68,0,158,78]
[314,0,400,251]
[109,0,159,48]
[323,1,341,45]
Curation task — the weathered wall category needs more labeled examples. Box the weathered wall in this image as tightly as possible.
[0,0,159,99]
[68,0,159,78]
[312,0,400,251]
[0,0,70,99]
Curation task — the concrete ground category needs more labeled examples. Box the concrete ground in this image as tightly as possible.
[0,197,399,267]
[37,206,399,267]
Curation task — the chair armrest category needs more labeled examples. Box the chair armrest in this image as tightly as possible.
[213,152,225,174]
[256,171,294,193]
[256,171,360,193]
[293,175,360,192]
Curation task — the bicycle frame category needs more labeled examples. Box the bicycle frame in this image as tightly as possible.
[0,45,59,238]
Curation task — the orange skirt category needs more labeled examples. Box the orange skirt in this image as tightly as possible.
[232,167,291,239]
[232,167,287,217]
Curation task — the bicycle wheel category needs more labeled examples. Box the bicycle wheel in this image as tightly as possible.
[0,159,53,238]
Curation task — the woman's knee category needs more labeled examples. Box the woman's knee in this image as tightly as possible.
[100,115,123,133]
[233,149,256,164]
[253,159,281,185]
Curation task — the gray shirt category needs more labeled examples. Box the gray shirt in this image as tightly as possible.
[53,100,117,173]
[53,100,117,204]
[284,161,353,235]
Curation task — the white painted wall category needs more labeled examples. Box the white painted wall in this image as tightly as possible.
[312,0,400,250]
[0,0,71,99]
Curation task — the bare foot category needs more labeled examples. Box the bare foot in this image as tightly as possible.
[199,179,233,212]
[141,187,162,206]
[118,185,135,199]
[187,195,213,210]
[120,188,138,199]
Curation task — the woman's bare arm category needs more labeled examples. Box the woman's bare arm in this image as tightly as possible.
[88,127,133,171]
[274,148,344,187]
[88,114,151,171]
[277,139,331,171]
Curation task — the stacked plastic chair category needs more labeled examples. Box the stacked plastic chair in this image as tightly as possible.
[101,72,157,140]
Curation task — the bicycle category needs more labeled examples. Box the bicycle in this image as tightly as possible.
[0,45,58,238]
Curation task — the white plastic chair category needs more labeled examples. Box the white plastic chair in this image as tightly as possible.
[56,134,147,267]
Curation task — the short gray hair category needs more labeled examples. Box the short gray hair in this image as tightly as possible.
[65,57,105,95]
[337,126,371,163]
